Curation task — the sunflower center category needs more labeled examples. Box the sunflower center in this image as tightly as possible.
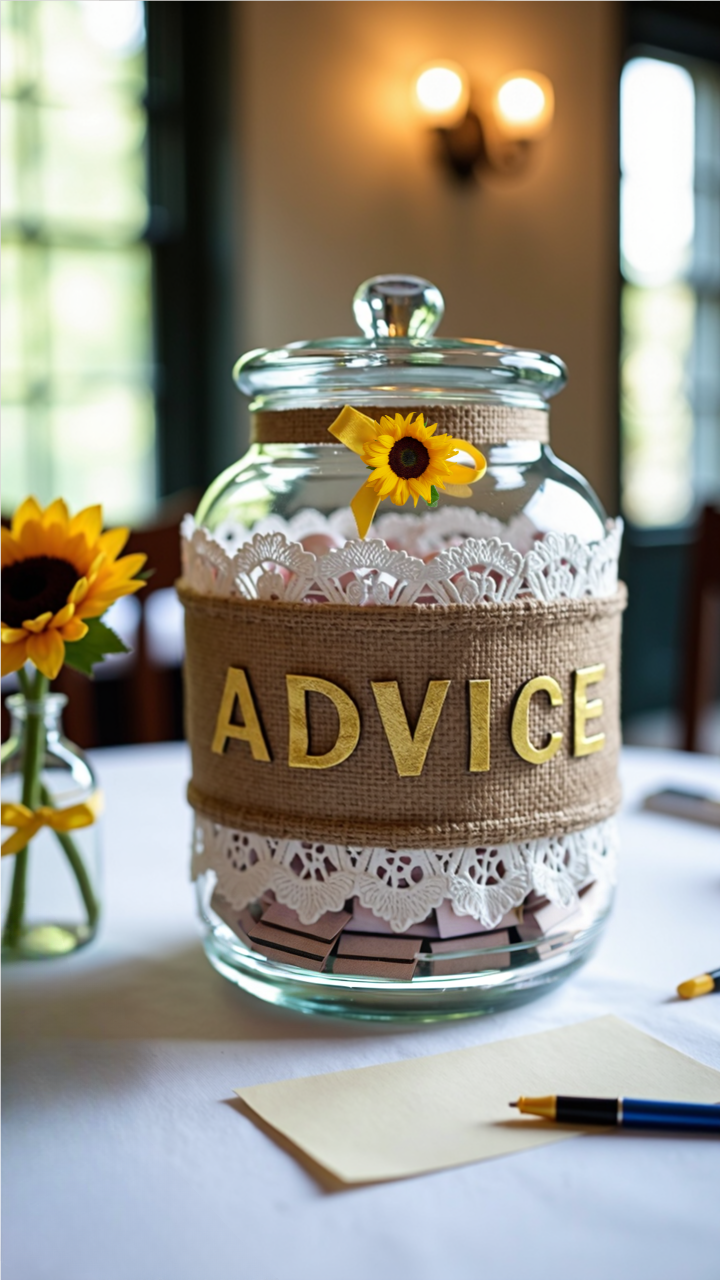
[1,556,78,628]
[388,437,430,479]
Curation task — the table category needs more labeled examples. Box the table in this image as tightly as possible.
[3,745,719,1280]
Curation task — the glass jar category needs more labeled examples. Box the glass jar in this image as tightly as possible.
[183,275,622,1019]
[1,692,101,958]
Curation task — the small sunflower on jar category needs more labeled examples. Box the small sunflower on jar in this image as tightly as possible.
[329,406,486,538]
[1,497,147,680]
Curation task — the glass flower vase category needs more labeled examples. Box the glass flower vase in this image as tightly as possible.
[1,691,102,959]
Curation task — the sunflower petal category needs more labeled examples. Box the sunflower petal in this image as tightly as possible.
[89,556,147,599]
[42,521,72,559]
[51,603,75,628]
[109,552,147,580]
[98,526,130,561]
[61,618,89,642]
[350,481,382,540]
[375,470,400,497]
[26,629,65,680]
[1,625,28,644]
[328,406,379,455]
[1,527,21,568]
[409,476,434,502]
[426,432,452,454]
[16,519,45,558]
[41,498,69,529]
[363,451,391,470]
[1,639,29,677]
[11,496,42,537]
[68,504,103,543]
[22,612,52,634]
[76,580,144,617]
[68,577,89,605]
[62,532,95,575]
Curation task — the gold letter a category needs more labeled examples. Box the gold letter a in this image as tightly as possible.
[211,667,272,761]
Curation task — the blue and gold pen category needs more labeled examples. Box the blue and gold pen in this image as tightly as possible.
[510,1095,720,1133]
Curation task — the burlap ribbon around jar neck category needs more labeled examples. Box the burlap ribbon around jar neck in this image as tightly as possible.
[179,584,626,850]
[251,403,549,448]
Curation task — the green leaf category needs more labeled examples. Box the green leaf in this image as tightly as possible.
[135,567,155,582]
[426,485,440,509]
[63,618,129,678]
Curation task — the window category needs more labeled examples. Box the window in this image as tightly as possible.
[1,0,156,524]
[620,52,720,528]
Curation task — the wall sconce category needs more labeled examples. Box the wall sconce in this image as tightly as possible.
[413,62,554,181]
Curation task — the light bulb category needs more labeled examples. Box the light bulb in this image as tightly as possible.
[413,62,470,129]
[493,71,554,140]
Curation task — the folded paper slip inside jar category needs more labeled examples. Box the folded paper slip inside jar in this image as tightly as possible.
[251,403,549,448]
[179,584,626,849]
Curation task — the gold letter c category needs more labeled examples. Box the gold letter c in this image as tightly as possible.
[511,675,564,765]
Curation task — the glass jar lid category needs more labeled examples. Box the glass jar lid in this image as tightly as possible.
[234,274,567,412]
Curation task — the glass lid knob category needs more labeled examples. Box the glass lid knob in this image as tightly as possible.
[352,274,445,339]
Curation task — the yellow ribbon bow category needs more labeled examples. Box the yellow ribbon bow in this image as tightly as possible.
[328,406,486,539]
[1,792,104,857]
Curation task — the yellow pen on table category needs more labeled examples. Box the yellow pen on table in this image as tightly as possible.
[677,967,720,999]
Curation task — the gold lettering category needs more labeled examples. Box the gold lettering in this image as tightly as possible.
[211,667,271,761]
[511,675,563,765]
[372,680,451,777]
[573,663,606,757]
[468,679,491,772]
[286,675,361,769]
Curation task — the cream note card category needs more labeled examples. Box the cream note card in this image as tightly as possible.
[235,1016,720,1186]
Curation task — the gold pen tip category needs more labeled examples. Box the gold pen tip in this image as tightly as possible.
[509,1101,519,1108]
[677,974,714,999]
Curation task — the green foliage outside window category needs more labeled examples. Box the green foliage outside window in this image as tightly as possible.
[1,0,156,524]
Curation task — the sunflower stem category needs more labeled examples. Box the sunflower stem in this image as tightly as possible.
[37,780,99,929]
[2,667,49,950]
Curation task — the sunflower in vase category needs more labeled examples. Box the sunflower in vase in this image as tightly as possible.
[1,498,148,957]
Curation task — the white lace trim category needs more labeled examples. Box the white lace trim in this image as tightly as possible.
[191,818,618,933]
[181,509,622,607]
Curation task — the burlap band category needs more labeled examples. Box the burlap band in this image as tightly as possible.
[179,584,626,849]
[251,403,549,448]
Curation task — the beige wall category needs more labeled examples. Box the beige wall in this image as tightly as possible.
[234,1,620,510]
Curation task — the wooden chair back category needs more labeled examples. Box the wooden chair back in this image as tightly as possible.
[681,504,720,752]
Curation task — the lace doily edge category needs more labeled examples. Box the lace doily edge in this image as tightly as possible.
[180,512,623,607]
[190,816,618,933]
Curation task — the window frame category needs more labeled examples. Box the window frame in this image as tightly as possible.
[620,2,720,724]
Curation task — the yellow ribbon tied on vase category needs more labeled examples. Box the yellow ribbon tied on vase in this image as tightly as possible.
[1,791,104,858]
[328,406,487,539]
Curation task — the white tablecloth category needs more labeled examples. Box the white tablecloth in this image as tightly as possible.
[3,745,719,1280]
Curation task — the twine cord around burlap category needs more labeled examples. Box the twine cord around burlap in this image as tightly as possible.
[179,583,626,850]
